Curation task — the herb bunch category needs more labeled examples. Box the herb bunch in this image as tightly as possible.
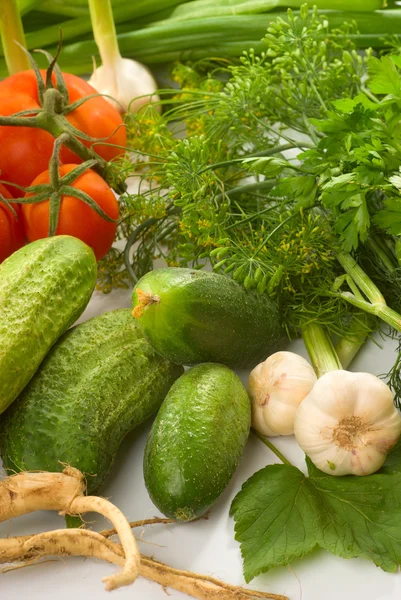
[102,5,401,385]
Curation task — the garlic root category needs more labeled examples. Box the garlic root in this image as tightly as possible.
[0,467,140,590]
[0,529,287,600]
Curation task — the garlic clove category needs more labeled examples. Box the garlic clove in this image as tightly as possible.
[294,370,401,476]
[248,351,317,437]
[88,56,160,114]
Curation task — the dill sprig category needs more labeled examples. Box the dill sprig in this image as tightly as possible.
[99,5,397,349]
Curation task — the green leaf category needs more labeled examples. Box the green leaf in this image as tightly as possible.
[368,56,401,97]
[333,97,357,113]
[243,156,289,177]
[308,459,401,572]
[374,198,401,235]
[231,458,401,582]
[271,175,317,208]
[381,438,401,475]
[322,172,356,191]
[230,464,320,582]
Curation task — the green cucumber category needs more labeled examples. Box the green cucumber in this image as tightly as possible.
[0,308,184,493]
[0,235,97,414]
[143,363,251,521]
[132,268,283,369]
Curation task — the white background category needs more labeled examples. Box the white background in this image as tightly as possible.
[1,285,401,600]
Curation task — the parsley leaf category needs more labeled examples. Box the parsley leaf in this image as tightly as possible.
[374,198,401,235]
[368,56,401,97]
[231,457,401,582]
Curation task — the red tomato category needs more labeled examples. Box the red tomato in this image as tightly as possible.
[0,183,25,263]
[22,165,119,261]
[0,70,127,195]
[0,93,56,196]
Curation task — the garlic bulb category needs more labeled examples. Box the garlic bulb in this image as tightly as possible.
[294,370,401,476]
[87,0,160,114]
[88,55,160,114]
[248,351,317,437]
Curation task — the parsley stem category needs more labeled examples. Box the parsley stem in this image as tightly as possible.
[364,236,397,274]
[337,292,401,333]
[336,251,386,305]
[252,429,292,466]
[335,312,374,369]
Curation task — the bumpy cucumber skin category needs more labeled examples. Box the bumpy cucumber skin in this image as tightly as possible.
[0,309,184,493]
[0,236,97,414]
[132,268,283,369]
[143,363,251,521]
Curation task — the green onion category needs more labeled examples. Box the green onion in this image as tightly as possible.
[0,0,30,74]
[1,6,401,77]
[1,0,188,57]
[54,11,401,72]
[17,0,46,16]
[160,0,386,22]
[86,0,160,113]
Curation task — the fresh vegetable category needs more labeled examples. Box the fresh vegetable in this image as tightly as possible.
[248,351,317,437]
[0,308,184,492]
[0,235,97,414]
[0,68,127,158]
[0,467,140,591]
[87,0,159,113]
[0,183,25,263]
[0,90,56,194]
[132,268,283,369]
[0,64,127,196]
[231,440,401,582]
[22,164,119,261]
[295,370,401,475]
[144,363,251,521]
[293,323,401,476]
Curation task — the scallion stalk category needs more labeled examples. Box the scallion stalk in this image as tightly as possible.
[18,0,45,16]
[1,9,401,77]
[161,0,385,23]
[0,0,30,74]
[2,0,188,58]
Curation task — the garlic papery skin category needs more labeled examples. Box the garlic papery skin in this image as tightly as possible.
[294,370,401,476]
[88,56,160,114]
[248,351,317,437]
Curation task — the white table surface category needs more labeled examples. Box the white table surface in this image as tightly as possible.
[1,285,400,600]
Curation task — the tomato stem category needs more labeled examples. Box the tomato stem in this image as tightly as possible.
[0,0,30,75]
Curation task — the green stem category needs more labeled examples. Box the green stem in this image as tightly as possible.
[251,429,292,466]
[337,291,401,333]
[198,143,308,174]
[0,0,30,74]
[88,0,120,70]
[302,322,342,378]
[335,312,373,369]
[365,236,398,274]
[215,179,275,203]
[336,251,386,305]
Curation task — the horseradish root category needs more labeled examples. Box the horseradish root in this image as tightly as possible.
[0,529,288,600]
[0,467,140,591]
